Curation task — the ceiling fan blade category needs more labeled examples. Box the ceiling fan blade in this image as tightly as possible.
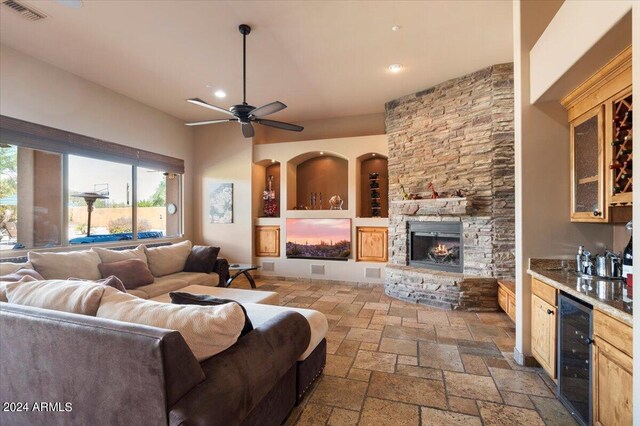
[186,98,234,116]
[255,118,304,132]
[241,122,255,138]
[250,101,287,118]
[185,118,238,126]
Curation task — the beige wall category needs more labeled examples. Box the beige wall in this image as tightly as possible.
[530,0,633,102]
[192,123,253,263]
[0,45,194,241]
[514,0,632,363]
[253,113,385,144]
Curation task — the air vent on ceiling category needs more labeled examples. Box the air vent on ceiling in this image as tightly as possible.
[2,0,47,21]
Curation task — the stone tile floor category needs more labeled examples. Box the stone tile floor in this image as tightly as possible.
[239,277,577,426]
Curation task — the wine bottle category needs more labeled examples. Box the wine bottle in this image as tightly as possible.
[621,148,633,155]
[621,172,632,179]
[612,139,623,146]
[623,235,633,281]
[614,185,622,193]
[610,161,623,169]
[623,160,632,168]
[624,110,633,124]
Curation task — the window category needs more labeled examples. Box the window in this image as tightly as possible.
[0,144,182,251]
[68,155,133,244]
[1,145,64,250]
[137,167,182,238]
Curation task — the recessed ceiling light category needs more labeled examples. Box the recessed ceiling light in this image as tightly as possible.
[214,90,226,98]
[391,25,401,32]
[389,64,403,73]
[372,153,377,157]
[57,0,83,8]
[320,151,324,155]
[271,159,276,163]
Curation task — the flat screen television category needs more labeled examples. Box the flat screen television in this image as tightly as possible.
[286,218,351,261]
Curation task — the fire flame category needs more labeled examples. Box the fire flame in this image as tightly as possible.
[433,244,449,255]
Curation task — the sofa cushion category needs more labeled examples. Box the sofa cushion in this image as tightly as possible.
[183,246,220,273]
[243,303,328,360]
[127,288,149,299]
[169,271,218,287]
[69,276,127,293]
[145,241,192,277]
[170,291,254,337]
[150,284,280,305]
[98,259,154,289]
[0,261,33,275]
[0,268,44,283]
[5,280,105,316]
[97,287,245,361]
[135,275,190,299]
[92,245,147,264]
[29,250,102,280]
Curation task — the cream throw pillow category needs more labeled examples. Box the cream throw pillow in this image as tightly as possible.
[97,287,244,361]
[0,261,33,275]
[92,245,147,264]
[144,241,192,277]
[29,250,102,280]
[5,280,105,316]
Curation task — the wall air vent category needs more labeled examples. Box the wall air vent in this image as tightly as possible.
[2,0,47,21]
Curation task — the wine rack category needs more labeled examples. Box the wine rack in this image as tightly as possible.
[610,94,633,205]
[369,173,381,217]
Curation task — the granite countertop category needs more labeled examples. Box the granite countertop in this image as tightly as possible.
[528,259,632,327]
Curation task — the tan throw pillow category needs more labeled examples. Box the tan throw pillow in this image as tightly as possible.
[5,280,105,316]
[0,261,33,275]
[97,259,154,290]
[91,245,147,264]
[29,250,102,280]
[97,287,244,361]
[144,241,192,277]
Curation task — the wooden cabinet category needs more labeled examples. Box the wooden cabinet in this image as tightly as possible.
[593,310,633,426]
[497,280,515,322]
[530,278,558,379]
[569,106,607,222]
[356,227,388,262]
[255,226,280,257]
[531,293,557,379]
[562,46,632,222]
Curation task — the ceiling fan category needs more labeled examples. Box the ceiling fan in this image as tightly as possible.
[185,24,304,138]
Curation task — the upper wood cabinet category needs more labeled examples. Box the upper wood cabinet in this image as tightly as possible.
[562,46,632,223]
[569,106,606,222]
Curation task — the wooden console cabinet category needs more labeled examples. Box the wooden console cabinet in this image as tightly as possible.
[497,280,515,322]
[530,278,557,379]
[255,226,280,257]
[356,227,388,262]
[593,310,633,426]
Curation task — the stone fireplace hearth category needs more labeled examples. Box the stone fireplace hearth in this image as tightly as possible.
[384,63,515,311]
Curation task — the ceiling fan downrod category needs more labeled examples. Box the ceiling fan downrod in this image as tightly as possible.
[239,24,251,106]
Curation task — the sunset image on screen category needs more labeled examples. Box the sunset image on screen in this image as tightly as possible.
[286,219,351,260]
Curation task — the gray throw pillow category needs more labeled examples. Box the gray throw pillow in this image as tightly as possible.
[98,259,154,290]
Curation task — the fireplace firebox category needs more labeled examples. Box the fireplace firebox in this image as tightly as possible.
[408,221,463,273]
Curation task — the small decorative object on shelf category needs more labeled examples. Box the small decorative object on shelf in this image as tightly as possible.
[610,94,633,202]
[453,189,465,198]
[427,182,439,199]
[329,195,343,210]
[262,175,278,217]
[369,173,381,217]
[400,184,410,200]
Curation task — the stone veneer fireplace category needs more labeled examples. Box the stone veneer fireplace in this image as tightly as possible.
[384,63,515,311]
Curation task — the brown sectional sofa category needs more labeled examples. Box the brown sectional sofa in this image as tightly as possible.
[0,241,328,425]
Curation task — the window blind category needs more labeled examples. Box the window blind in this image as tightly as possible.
[0,115,185,174]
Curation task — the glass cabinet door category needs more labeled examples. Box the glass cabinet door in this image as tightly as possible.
[570,106,606,222]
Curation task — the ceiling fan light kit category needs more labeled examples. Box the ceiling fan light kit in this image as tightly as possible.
[186,24,304,138]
